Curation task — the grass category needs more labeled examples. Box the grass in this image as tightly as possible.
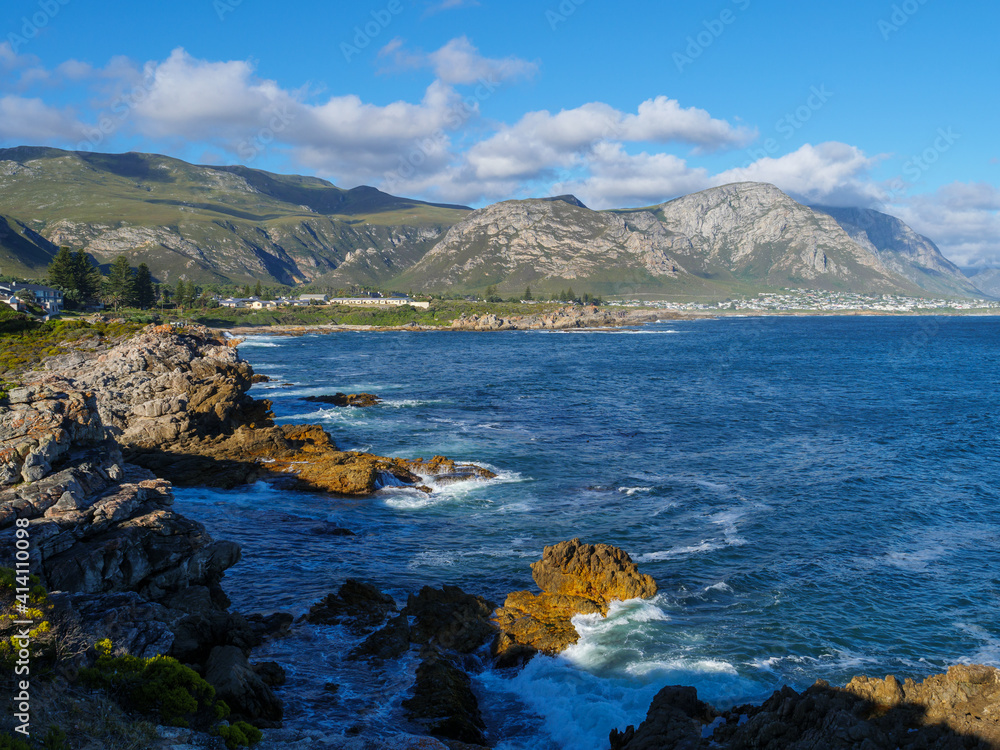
[0,316,143,377]
[190,300,566,329]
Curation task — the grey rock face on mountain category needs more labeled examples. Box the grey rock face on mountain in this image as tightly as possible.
[652,182,915,292]
[400,182,973,297]
[396,198,687,293]
[965,267,1000,297]
[813,205,981,296]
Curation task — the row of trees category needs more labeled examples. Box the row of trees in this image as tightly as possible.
[48,248,166,311]
[481,284,602,305]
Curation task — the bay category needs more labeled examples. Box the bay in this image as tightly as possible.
[176,315,1000,748]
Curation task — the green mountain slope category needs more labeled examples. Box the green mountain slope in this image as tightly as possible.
[0,146,469,285]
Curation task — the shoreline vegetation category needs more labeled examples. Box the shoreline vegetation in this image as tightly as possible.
[3,322,1000,748]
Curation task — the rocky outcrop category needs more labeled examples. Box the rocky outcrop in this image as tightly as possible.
[611,665,1000,750]
[402,655,488,746]
[0,375,282,725]
[0,384,239,602]
[303,393,381,407]
[449,305,665,331]
[33,324,492,495]
[493,539,657,663]
[304,579,397,633]
[205,645,284,727]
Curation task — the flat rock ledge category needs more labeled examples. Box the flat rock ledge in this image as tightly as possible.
[492,538,657,664]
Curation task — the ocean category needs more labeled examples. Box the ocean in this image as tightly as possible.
[175,315,1000,748]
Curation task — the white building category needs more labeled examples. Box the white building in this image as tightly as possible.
[328,297,430,309]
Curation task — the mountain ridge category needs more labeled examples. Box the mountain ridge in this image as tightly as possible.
[0,146,981,298]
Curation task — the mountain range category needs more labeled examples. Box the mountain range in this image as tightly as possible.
[0,146,986,299]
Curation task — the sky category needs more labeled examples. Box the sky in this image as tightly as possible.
[1,0,998,266]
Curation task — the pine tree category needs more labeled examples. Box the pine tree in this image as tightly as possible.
[134,263,155,309]
[175,279,188,308]
[104,255,137,311]
[47,246,76,291]
[71,251,102,306]
[524,285,532,301]
[253,280,263,298]
[566,287,576,303]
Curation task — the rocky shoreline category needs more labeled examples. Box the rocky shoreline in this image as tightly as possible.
[3,322,1000,749]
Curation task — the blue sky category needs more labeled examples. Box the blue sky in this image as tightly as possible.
[1,0,997,264]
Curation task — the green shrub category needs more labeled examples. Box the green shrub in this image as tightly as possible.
[0,734,31,750]
[79,651,226,728]
[42,726,68,750]
[217,721,263,749]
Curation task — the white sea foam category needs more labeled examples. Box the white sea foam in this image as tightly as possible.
[618,486,653,496]
[635,541,724,562]
[705,581,734,594]
[382,398,444,408]
[481,595,756,749]
[238,337,282,348]
[381,465,526,509]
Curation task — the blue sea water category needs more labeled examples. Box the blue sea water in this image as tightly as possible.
[175,316,1000,748]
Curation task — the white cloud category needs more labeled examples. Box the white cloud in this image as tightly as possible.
[713,142,887,207]
[620,96,756,152]
[891,182,1000,266]
[464,98,751,184]
[0,96,83,141]
[380,36,537,85]
[131,49,288,139]
[427,36,537,85]
[552,142,711,208]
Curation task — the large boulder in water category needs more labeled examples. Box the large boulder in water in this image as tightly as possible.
[492,539,657,665]
[530,538,657,612]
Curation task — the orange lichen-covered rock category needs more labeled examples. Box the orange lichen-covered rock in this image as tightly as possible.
[492,539,657,665]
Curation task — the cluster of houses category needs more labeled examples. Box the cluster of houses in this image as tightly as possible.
[0,282,64,315]
[218,293,430,310]
[0,282,431,317]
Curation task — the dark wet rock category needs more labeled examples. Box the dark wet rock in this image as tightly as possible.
[305,579,397,633]
[303,392,382,407]
[252,660,286,686]
[609,685,715,750]
[250,373,270,383]
[169,610,260,664]
[204,644,283,727]
[312,523,356,536]
[402,654,487,746]
[404,585,497,654]
[246,611,294,642]
[350,613,412,661]
[613,665,1000,749]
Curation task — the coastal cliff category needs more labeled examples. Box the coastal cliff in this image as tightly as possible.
[38,324,493,494]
